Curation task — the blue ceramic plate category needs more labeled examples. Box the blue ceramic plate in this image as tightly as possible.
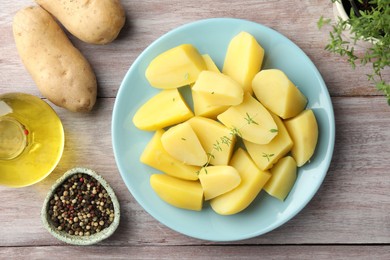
[112,18,335,241]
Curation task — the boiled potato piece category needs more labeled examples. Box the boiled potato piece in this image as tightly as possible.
[161,122,207,166]
[150,174,203,211]
[192,71,244,106]
[217,92,278,144]
[223,31,264,94]
[210,148,271,215]
[140,130,199,180]
[284,109,318,167]
[192,90,229,119]
[192,55,228,118]
[264,156,297,201]
[188,116,236,166]
[202,54,221,73]
[133,89,193,131]
[244,112,293,170]
[252,69,307,119]
[35,0,125,44]
[13,6,97,112]
[198,166,241,200]
[145,44,206,89]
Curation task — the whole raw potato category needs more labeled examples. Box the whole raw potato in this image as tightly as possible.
[13,6,97,112]
[35,0,125,44]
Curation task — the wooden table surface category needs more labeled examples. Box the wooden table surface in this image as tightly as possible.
[1,0,390,259]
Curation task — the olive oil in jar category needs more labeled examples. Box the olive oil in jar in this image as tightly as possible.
[0,93,64,187]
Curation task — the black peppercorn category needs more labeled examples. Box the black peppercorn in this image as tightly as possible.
[48,173,115,236]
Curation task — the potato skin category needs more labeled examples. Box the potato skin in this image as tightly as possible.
[13,6,97,112]
[35,0,126,44]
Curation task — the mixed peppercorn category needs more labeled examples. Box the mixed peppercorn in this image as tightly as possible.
[48,173,115,236]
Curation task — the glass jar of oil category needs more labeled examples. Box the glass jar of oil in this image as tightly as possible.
[0,93,64,187]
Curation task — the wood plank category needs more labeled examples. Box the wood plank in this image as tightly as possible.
[1,97,390,246]
[2,1,390,257]
[1,245,390,259]
[0,0,387,100]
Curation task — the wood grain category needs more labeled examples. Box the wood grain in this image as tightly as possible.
[0,0,387,98]
[1,0,390,258]
[1,97,390,247]
[1,245,390,259]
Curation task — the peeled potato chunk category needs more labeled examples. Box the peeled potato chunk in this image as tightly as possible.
[244,112,293,170]
[140,130,199,180]
[223,31,264,94]
[145,44,206,89]
[202,54,221,73]
[192,90,229,119]
[284,109,318,167]
[198,166,241,200]
[192,55,228,118]
[150,174,203,211]
[133,89,193,131]
[210,148,271,215]
[263,156,297,201]
[217,92,278,144]
[161,122,207,166]
[188,116,236,166]
[252,69,307,119]
[192,70,244,106]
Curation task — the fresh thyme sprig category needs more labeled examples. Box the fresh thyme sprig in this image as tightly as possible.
[318,0,390,104]
[244,112,259,125]
[262,153,275,162]
[197,112,260,174]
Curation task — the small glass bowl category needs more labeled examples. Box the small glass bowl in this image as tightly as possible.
[41,167,120,245]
